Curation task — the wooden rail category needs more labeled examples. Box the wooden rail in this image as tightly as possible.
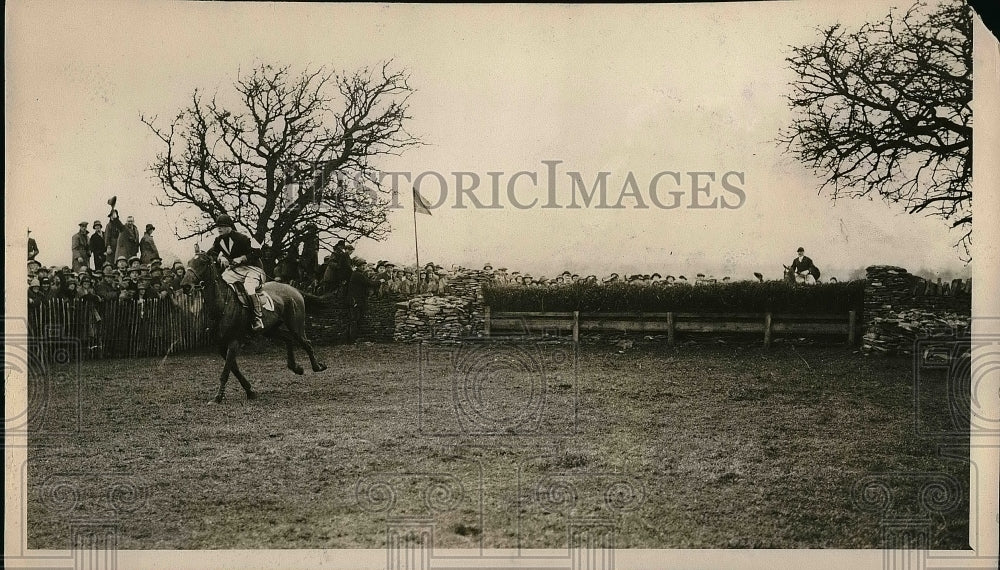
[483,308,858,346]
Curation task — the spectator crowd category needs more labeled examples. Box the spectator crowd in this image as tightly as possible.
[26,199,762,310]
[27,200,183,306]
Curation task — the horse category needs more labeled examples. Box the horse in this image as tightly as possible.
[181,252,330,403]
[783,264,821,285]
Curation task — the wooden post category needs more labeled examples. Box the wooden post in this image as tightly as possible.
[484,306,491,338]
[848,310,857,345]
[763,312,772,348]
[572,311,580,343]
[667,312,676,347]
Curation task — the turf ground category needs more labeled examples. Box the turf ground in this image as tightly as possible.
[26,340,969,549]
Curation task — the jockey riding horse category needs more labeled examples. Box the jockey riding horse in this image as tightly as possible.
[206,214,267,331]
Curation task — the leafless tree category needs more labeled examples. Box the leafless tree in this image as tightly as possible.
[779,0,972,259]
[142,62,419,266]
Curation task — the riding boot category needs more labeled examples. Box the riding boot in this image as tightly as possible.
[250,294,265,331]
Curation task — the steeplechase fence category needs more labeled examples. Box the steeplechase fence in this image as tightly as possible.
[27,295,213,364]
[483,308,859,346]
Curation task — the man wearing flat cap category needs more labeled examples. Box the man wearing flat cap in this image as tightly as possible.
[90,220,107,269]
[140,224,160,265]
[71,222,91,272]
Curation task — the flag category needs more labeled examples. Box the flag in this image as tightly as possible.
[413,187,432,216]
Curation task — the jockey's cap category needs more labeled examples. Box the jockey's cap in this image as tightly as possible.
[216,214,235,228]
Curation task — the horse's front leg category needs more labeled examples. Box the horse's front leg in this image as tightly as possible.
[228,356,258,400]
[213,342,235,404]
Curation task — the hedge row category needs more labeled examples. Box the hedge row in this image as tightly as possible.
[483,280,866,315]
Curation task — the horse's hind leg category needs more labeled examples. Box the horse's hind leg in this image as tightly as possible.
[290,328,326,372]
[283,333,304,375]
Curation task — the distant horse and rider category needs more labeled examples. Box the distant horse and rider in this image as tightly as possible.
[783,246,821,285]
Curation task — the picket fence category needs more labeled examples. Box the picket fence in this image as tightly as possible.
[27,294,213,362]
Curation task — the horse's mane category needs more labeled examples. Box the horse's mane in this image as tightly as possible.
[191,252,236,321]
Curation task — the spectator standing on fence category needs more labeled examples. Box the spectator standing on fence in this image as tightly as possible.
[90,220,107,269]
[139,224,159,265]
[105,208,124,259]
[116,216,140,261]
[28,228,39,261]
[71,222,91,272]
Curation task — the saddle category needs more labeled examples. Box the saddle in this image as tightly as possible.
[227,283,276,313]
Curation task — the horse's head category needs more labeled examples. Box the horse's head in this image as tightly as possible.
[180,252,215,290]
[783,264,801,285]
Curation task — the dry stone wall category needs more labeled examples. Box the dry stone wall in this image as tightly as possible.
[862,265,971,355]
[392,269,495,342]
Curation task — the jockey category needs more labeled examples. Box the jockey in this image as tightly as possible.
[207,214,267,331]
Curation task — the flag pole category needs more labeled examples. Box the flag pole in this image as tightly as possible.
[413,187,421,271]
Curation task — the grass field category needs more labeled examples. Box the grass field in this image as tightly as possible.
[26,339,969,550]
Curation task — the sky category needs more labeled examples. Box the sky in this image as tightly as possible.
[5,0,974,282]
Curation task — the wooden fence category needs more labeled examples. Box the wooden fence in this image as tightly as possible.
[484,308,858,346]
[27,294,213,362]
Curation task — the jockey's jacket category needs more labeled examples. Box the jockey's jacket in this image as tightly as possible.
[790,255,815,274]
[207,232,263,269]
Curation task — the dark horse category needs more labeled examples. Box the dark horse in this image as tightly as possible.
[783,263,821,285]
[181,252,329,403]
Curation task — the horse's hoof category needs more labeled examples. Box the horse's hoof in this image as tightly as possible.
[209,397,223,405]
[246,391,259,401]
[290,365,304,375]
[312,363,327,372]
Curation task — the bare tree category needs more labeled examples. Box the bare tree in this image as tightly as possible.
[142,62,419,266]
[779,0,972,258]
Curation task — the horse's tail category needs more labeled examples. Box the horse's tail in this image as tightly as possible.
[301,291,338,314]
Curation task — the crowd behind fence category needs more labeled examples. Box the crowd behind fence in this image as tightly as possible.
[27,294,213,364]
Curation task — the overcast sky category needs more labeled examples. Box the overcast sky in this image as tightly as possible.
[6,0,973,281]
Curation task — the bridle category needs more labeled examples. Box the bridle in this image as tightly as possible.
[185,266,205,291]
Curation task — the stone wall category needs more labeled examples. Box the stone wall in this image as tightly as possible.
[392,269,496,342]
[862,265,971,355]
[305,294,402,344]
[444,269,494,334]
[393,294,472,343]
